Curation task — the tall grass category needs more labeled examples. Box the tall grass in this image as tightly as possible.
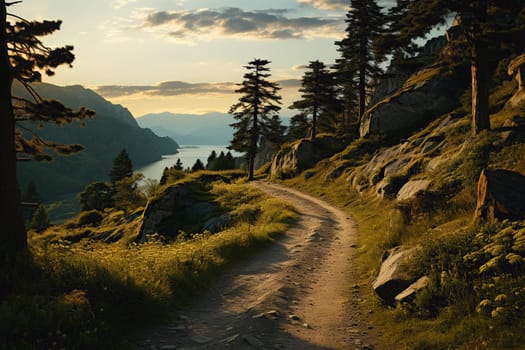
[0,183,296,349]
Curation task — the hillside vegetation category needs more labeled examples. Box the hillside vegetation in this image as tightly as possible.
[1,172,296,349]
[15,82,179,202]
[273,54,525,349]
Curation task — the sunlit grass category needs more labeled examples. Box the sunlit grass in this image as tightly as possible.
[1,181,296,349]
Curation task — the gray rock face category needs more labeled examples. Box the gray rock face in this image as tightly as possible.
[474,169,525,223]
[137,184,190,241]
[136,181,227,241]
[372,246,419,303]
[368,73,409,107]
[271,140,315,179]
[397,180,431,201]
[270,136,346,179]
[202,214,231,233]
[360,74,463,138]
[395,276,431,303]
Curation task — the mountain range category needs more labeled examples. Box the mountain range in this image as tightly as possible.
[137,112,235,145]
[15,83,179,201]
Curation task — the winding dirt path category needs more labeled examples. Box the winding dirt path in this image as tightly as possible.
[137,181,376,350]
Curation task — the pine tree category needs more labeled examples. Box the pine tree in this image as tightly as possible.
[30,204,50,233]
[335,0,385,124]
[290,60,341,140]
[159,167,169,185]
[109,149,133,183]
[206,150,217,169]
[1,1,93,264]
[398,0,525,135]
[288,113,310,140]
[229,59,283,180]
[225,152,235,169]
[191,159,205,172]
[174,158,183,171]
[79,181,115,211]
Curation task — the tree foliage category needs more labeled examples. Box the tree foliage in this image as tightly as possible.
[109,149,133,183]
[395,0,525,135]
[335,0,385,124]
[290,60,341,140]
[229,59,283,180]
[0,0,92,265]
[79,182,115,212]
[191,159,205,172]
[29,204,50,233]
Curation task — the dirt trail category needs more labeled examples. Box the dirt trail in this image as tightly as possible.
[137,181,376,350]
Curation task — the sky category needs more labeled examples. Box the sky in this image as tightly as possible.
[13,0,395,117]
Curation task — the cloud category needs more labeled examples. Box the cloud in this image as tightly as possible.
[96,79,301,98]
[96,81,237,98]
[292,64,308,71]
[297,0,348,10]
[141,7,341,41]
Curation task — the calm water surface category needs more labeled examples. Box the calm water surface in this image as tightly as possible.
[137,145,241,181]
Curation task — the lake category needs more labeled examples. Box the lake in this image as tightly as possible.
[137,145,242,181]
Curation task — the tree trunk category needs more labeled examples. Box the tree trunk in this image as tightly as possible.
[0,0,27,267]
[470,33,490,135]
[311,103,318,141]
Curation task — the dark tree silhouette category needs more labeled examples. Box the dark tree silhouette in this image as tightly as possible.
[159,166,169,185]
[288,113,310,140]
[206,150,217,169]
[398,0,525,135]
[290,60,340,140]
[30,204,50,233]
[191,158,205,172]
[79,182,115,211]
[109,149,133,183]
[335,0,385,124]
[1,1,93,265]
[229,59,283,180]
[174,158,183,171]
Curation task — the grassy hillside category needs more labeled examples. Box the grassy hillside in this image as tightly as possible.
[275,77,525,349]
[1,172,296,349]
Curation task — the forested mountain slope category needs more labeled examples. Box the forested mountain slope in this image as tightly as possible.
[16,82,179,200]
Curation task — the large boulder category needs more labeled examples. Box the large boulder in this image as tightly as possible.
[397,180,431,201]
[136,181,225,241]
[360,70,463,138]
[395,276,432,303]
[372,246,420,303]
[270,136,346,179]
[474,169,525,223]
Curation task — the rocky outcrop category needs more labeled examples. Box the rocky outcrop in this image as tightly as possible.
[368,73,409,107]
[360,71,463,138]
[136,178,231,241]
[397,180,431,201]
[254,139,279,169]
[271,136,347,179]
[474,169,525,223]
[506,53,525,107]
[395,276,431,303]
[372,246,419,303]
[344,114,460,197]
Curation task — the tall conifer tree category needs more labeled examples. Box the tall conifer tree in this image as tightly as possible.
[290,60,340,140]
[109,149,133,183]
[1,1,92,265]
[229,59,283,180]
[335,0,385,125]
[397,0,525,135]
